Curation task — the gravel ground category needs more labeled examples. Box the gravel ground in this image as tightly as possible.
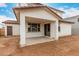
[0,35,79,56]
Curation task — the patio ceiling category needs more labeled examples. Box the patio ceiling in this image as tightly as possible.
[25,16,55,23]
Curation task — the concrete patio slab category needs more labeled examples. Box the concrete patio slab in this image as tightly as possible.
[26,37,55,45]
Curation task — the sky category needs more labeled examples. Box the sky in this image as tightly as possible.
[0,3,79,23]
[48,3,79,18]
[0,3,16,23]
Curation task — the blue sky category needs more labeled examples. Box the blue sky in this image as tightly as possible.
[0,3,79,22]
[48,3,79,17]
[0,3,16,18]
[48,3,79,9]
[0,3,16,19]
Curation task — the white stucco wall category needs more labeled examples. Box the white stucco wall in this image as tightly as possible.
[59,23,72,37]
[65,17,79,35]
[20,8,58,21]
[20,8,72,38]
[19,7,59,39]
[72,19,79,35]
[4,24,20,36]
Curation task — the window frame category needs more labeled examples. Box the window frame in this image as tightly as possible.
[78,18,79,22]
[28,23,40,32]
[58,23,61,32]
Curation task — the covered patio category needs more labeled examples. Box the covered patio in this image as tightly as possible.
[20,16,59,47]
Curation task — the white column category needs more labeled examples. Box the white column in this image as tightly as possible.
[50,20,59,40]
[50,22,54,38]
[5,25,7,37]
[20,15,26,47]
[55,20,59,40]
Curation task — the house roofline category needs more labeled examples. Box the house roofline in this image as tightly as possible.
[13,6,64,13]
[59,20,74,24]
[13,3,73,24]
[64,15,79,19]
[2,19,74,25]
[13,5,63,21]
[49,6,64,13]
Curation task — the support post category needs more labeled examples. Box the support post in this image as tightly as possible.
[20,15,26,47]
[50,20,59,40]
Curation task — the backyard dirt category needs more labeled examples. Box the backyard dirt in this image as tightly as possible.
[0,35,79,56]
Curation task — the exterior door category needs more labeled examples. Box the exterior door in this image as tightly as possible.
[44,24,50,36]
[7,26,13,36]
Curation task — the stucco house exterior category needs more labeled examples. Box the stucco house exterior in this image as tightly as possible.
[3,20,20,36]
[64,15,79,35]
[3,3,74,47]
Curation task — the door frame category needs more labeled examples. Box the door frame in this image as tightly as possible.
[7,26,13,36]
[44,24,50,36]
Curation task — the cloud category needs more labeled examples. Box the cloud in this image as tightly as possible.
[0,15,16,23]
[0,3,7,7]
[58,7,79,18]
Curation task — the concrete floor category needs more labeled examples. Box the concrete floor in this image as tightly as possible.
[26,36,55,45]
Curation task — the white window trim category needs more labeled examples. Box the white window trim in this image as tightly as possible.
[28,23,40,32]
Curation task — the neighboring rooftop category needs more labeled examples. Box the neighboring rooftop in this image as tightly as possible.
[59,19,74,24]
[3,20,19,24]
[64,15,79,19]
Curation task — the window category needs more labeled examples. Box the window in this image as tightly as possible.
[58,24,60,32]
[28,23,40,32]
